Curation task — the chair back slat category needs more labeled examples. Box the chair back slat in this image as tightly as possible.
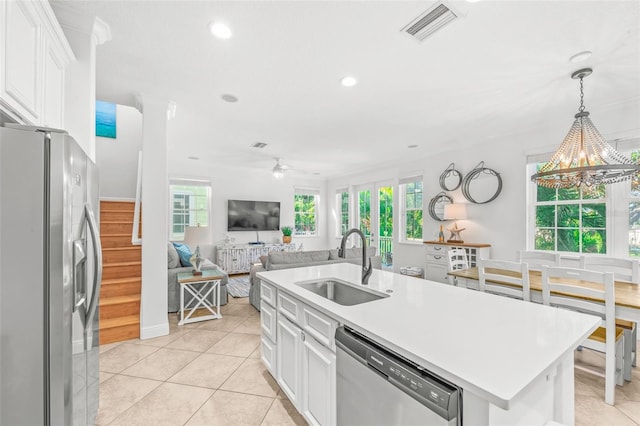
[447,248,469,272]
[478,258,530,301]
[579,256,640,284]
[516,250,560,271]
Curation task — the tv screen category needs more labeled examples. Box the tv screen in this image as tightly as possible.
[227,200,280,231]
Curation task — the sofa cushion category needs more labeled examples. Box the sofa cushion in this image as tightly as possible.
[343,246,377,259]
[268,250,330,266]
[329,248,339,259]
[259,255,268,268]
[168,242,180,269]
[172,242,193,267]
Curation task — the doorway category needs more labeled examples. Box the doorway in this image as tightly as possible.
[356,183,394,269]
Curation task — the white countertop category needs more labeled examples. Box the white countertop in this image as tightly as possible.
[257,263,600,410]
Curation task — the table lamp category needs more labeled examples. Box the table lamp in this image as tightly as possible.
[443,203,467,243]
[184,225,210,275]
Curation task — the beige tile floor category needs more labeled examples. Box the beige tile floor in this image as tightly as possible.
[98,295,640,426]
[97,295,306,426]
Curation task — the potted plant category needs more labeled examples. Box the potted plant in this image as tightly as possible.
[281,226,293,244]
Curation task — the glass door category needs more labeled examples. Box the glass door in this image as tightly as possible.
[356,183,394,269]
[356,187,372,247]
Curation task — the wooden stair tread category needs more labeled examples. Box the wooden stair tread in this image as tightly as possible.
[101,295,140,306]
[102,277,141,285]
[102,246,141,252]
[101,315,139,329]
[103,261,142,267]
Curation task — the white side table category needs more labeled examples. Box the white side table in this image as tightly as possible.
[177,270,224,325]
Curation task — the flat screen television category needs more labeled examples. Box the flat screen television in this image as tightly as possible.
[227,199,280,231]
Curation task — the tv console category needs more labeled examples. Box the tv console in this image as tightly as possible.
[216,243,296,274]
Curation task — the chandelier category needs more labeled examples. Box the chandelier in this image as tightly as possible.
[531,68,640,188]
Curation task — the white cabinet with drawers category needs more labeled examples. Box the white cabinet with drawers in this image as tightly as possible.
[216,243,295,273]
[424,241,491,284]
[260,279,337,426]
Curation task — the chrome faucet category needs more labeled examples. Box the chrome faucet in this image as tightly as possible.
[339,228,373,285]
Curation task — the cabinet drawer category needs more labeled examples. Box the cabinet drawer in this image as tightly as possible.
[278,291,302,324]
[261,281,277,306]
[425,244,448,255]
[261,335,277,378]
[426,253,447,264]
[261,301,277,342]
[301,305,338,351]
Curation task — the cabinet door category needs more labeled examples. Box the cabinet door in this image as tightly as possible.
[42,38,64,128]
[425,262,449,284]
[1,0,42,123]
[276,316,302,408]
[302,335,336,426]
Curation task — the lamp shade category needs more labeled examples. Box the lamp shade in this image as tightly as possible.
[443,203,467,220]
[183,226,210,247]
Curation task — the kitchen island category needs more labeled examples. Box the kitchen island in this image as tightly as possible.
[257,263,600,425]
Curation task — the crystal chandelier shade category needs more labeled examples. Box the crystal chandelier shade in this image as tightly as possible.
[531,68,640,189]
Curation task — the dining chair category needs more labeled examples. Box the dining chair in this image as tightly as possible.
[580,255,640,381]
[477,258,530,301]
[541,266,624,405]
[447,248,469,286]
[516,250,561,271]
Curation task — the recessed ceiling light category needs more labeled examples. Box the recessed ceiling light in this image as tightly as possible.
[408,144,418,148]
[209,22,232,39]
[221,94,238,103]
[341,76,358,87]
[188,156,200,160]
[569,50,592,63]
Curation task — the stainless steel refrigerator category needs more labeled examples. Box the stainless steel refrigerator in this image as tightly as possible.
[0,124,102,425]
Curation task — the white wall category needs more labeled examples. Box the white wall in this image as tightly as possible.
[168,158,330,255]
[95,104,142,199]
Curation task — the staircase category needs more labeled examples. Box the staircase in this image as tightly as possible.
[99,200,141,345]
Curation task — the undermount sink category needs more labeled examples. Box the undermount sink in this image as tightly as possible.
[296,278,389,306]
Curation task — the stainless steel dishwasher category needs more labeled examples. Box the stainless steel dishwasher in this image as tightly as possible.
[336,326,461,426]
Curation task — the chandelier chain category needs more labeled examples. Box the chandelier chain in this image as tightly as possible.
[578,76,585,112]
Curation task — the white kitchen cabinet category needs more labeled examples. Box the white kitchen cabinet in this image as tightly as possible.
[0,0,72,126]
[302,333,336,426]
[423,241,491,284]
[276,315,303,407]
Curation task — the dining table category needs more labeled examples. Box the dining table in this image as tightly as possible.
[448,267,640,323]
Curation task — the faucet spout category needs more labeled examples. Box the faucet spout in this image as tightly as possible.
[339,228,373,285]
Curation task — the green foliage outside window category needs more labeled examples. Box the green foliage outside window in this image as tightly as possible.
[403,181,423,241]
[339,191,349,236]
[629,151,640,257]
[294,194,317,236]
[534,163,606,253]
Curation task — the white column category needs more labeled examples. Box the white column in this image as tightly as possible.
[138,94,170,339]
[52,4,110,160]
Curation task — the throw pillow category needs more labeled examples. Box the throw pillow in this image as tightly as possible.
[168,242,180,269]
[259,255,268,267]
[172,242,193,267]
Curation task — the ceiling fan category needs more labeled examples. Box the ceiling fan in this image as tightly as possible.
[272,158,289,179]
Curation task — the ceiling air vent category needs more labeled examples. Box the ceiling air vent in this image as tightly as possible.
[402,2,458,42]
[251,142,268,149]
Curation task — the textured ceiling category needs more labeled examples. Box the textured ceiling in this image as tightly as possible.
[52,0,640,179]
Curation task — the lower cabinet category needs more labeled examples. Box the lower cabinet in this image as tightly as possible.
[261,281,337,426]
[302,334,336,426]
[276,315,303,407]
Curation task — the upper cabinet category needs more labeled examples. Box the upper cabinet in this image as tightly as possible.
[0,0,74,127]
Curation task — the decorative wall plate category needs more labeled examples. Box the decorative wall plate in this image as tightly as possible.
[461,161,502,204]
[428,192,454,221]
[439,163,463,191]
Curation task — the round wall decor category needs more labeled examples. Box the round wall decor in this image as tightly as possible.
[428,192,454,221]
[461,161,502,204]
[439,163,463,191]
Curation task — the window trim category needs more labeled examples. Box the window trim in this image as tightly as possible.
[169,178,212,241]
[399,176,424,244]
[335,188,349,238]
[294,187,320,237]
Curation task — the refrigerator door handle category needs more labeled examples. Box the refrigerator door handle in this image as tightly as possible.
[72,240,87,312]
[83,204,103,332]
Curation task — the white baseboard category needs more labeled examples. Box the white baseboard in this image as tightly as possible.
[140,321,169,340]
[100,197,136,202]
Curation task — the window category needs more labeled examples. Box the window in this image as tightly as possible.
[336,189,349,237]
[169,179,211,241]
[630,151,640,257]
[532,172,607,253]
[294,188,319,236]
[399,176,423,242]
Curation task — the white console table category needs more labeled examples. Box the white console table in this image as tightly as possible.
[216,243,296,274]
[423,241,491,284]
